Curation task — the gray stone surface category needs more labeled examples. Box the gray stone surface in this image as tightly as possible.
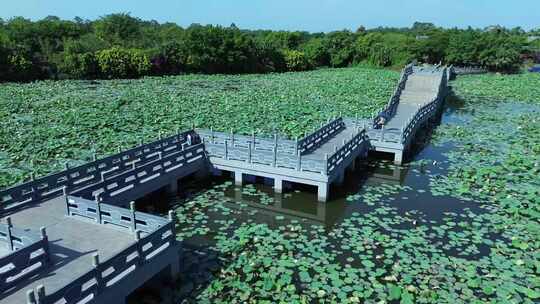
[0,196,135,304]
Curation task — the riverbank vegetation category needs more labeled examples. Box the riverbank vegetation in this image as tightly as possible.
[1,15,538,82]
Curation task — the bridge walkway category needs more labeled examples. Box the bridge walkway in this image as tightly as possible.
[1,196,134,304]
[303,124,360,159]
[366,65,449,164]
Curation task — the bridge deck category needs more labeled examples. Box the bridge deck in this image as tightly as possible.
[366,66,448,164]
[304,125,359,158]
[1,196,134,304]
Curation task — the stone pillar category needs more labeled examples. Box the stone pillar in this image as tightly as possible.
[274,178,283,193]
[394,152,403,165]
[317,183,329,202]
[235,171,243,186]
[273,191,283,208]
[316,201,326,221]
[234,187,243,202]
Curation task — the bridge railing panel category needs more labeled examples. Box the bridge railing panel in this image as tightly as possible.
[326,129,369,176]
[196,129,297,155]
[41,196,174,304]
[0,223,50,293]
[66,196,169,233]
[297,117,345,155]
[205,140,328,174]
[0,130,198,215]
[374,63,414,124]
[71,144,206,203]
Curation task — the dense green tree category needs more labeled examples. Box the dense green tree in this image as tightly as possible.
[410,30,449,64]
[355,32,413,67]
[96,47,150,78]
[93,13,142,47]
[325,30,356,67]
[0,16,534,82]
[301,38,330,67]
[283,49,309,71]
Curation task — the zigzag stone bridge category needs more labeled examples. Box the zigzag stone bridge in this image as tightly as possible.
[0,64,450,304]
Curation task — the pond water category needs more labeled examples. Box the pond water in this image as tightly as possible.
[129,94,540,304]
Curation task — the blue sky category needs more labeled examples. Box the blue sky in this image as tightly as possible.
[2,0,539,32]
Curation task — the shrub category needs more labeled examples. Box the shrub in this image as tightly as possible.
[95,47,151,79]
[283,49,309,71]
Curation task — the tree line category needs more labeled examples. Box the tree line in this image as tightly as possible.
[0,14,539,82]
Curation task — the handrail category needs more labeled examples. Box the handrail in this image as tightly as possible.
[297,117,345,155]
[373,63,414,126]
[40,197,174,304]
[71,143,206,203]
[204,140,327,174]
[66,196,169,233]
[196,129,297,155]
[326,128,369,176]
[0,130,198,215]
[0,221,50,293]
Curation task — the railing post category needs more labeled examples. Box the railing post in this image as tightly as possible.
[26,290,37,304]
[324,153,328,176]
[135,230,143,265]
[381,125,385,142]
[248,143,252,163]
[65,162,70,171]
[95,194,102,224]
[294,136,298,153]
[93,253,103,292]
[6,217,13,251]
[130,201,136,232]
[36,285,45,303]
[224,140,229,160]
[273,144,277,167]
[93,153,98,162]
[40,227,49,262]
[168,210,176,243]
[297,150,302,171]
[210,127,214,143]
[63,186,70,216]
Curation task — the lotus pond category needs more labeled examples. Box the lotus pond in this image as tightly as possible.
[129,72,540,303]
[1,69,539,303]
[0,67,398,189]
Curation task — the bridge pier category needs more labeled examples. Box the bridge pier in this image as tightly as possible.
[274,178,283,193]
[234,171,243,186]
[317,183,329,202]
[394,152,403,165]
